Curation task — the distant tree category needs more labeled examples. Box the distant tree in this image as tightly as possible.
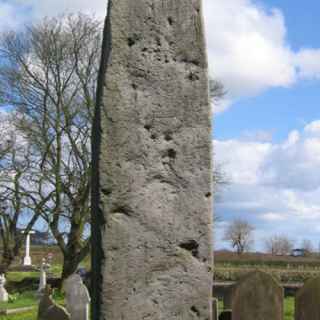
[210,79,229,213]
[264,235,294,256]
[224,219,254,254]
[301,239,313,255]
[209,79,226,105]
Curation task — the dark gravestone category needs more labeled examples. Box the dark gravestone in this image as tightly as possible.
[295,277,320,320]
[232,271,283,320]
[219,310,232,320]
[92,0,213,319]
[37,285,70,320]
[223,288,233,309]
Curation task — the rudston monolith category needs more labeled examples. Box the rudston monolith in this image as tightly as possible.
[92,1,213,319]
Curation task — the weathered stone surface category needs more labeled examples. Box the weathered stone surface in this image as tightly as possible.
[295,276,320,320]
[92,0,213,319]
[232,271,283,320]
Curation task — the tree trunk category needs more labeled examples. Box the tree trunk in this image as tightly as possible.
[61,254,80,281]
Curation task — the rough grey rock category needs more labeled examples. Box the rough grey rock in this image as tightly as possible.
[92,0,213,319]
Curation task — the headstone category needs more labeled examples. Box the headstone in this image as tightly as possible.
[295,276,320,320]
[219,311,232,320]
[37,285,70,320]
[38,258,50,293]
[63,274,90,320]
[0,274,8,302]
[212,298,219,320]
[22,230,35,266]
[92,1,213,319]
[232,271,283,320]
[223,288,233,309]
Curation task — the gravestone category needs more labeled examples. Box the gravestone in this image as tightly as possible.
[232,271,283,320]
[0,274,8,302]
[219,310,232,320]
[38,258,50,293]
[212,298,219,320]
[223,288,233,309]
[295,276,320,320]
[63,274,90,320]
[37,285,70,320]
[91,0,213,319]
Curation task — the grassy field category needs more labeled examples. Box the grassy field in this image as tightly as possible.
[214,251,320,283]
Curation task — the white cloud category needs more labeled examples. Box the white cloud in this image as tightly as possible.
[204,0,320,112]
[204,0,296,100]
[215,121,320,249]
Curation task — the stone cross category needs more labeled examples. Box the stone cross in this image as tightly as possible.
[0,274,8,302]
[63,274,90,320]
[22,230,35,266]
[92,0,213,319]
[295,276,320,320]
[232,271,283,320]
[38,258,50,293]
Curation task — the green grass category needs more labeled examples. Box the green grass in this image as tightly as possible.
[0,291,37,310]
[0,309,37,320]
[284,297,295,320]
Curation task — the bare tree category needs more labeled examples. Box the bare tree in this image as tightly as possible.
[301,239,313,255]
[224,219,254,254]
[210,79,229,206]
[264,235,294,256]
[210,79,226,105]
[0,14,102,279]
[0,116,44,272]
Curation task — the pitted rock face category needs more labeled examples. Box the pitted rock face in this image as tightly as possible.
[92,1,213,319]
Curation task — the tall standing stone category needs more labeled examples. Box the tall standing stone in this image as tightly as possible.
[232,271,283,320]
[295,277,320,320]
[92,1,213,319]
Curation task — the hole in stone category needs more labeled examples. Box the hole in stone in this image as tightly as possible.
[179,240,199,258]
[168,17,173,25]
[144,124,152,131]
[151,133,157,140]
[190,305,200,316]
[164,131,173,141]
[111,206,132,217]
[101,188,112,196]
[188,72,199,81]
[142,47,148,52]
[128,37,136,47]
[167,149,176,159]
[205,192,211,198]
[132,83,137,90]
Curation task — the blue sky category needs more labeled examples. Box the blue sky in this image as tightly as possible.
[208,0,320,251]
[1,0,320,252]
